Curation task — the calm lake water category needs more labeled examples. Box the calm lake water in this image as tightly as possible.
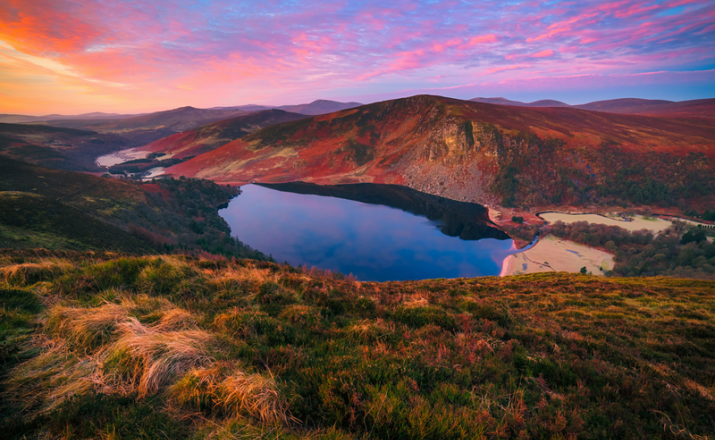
[219,183,517,281]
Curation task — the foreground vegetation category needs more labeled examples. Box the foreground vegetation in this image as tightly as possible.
[0,250,713,439]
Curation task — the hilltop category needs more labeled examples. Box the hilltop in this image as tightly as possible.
[166,95,715,210]
[470,97,570,107]
[1,251,713,439]
[277,99,363,115]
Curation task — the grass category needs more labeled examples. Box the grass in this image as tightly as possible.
[0,251,714,438]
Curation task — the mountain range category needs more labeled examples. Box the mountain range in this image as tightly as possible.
[164,95,715,209]
[2,94,714,210]
[471,97,715,119]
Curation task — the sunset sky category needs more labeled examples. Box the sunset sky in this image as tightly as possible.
[1,0,713,115]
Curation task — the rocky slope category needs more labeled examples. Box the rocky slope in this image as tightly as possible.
[167,95,715,209]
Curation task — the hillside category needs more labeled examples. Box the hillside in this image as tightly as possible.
[166,95,715,209]
[0,156,263,258]
[1,251,713,439]
[133,109,308,161]
[0,122,129,171]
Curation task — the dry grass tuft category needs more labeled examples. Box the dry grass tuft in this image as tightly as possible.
[0,260,72,286]
[104,318,214,397]
[8,295,215,415]
[171,364,294,425]
[153,308,198,332]
[47,302,128,351]
[5,341,97,414]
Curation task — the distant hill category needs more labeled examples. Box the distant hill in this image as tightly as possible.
[470,97,569,107]
[574,98,715,119]
[0,122,129,171]
[470,96,715,119]
[0,112,142,124]
[134,109,308,160]
[277,99,363,115]
[41,106,252,146]
[167,95,715,209]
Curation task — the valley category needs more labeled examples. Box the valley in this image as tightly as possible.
[3,1,715,438]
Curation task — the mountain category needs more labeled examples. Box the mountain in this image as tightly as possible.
[470,97,715,119]
[277,99,363,115]
[209,104,275,112]
[574,98,715,119]
[133,109,308,161]
[167,95,715,209]
[470,97,569,107]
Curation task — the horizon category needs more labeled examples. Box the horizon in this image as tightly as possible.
[1,0,714,115]
[5,94,715,118]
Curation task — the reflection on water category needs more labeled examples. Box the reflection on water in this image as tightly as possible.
[220,183,516,281]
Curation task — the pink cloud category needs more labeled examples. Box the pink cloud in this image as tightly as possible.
[0,0,712,114]
[531,49,554,58]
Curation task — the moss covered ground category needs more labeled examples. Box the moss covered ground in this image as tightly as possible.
[0,250,713,439]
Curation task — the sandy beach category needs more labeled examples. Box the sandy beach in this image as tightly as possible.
[501,235,614,276]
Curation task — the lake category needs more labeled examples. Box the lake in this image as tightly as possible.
[219,183,518,281]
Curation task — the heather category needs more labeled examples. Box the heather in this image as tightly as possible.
[1,250,713,439]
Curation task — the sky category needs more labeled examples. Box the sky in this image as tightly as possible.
[1,0,714,115]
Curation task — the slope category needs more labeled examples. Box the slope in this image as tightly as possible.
[134,109,308,160]
[41,106,251,146]
[167,95,715,209]
[0,156,263,258]
[0,122,129,171]
[2,252,714,439]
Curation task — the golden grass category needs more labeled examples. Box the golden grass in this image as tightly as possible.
[171,364,294,425]
[8,295,219,414]
[5,340,97,414]
[106,318,214,397]
[47,302,128,351]
[0,259,73,286]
